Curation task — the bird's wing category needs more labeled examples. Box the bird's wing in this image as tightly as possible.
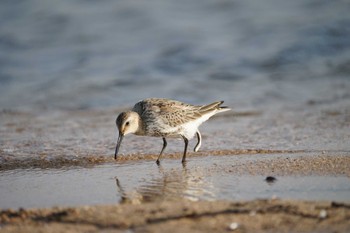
[133,98,202,127]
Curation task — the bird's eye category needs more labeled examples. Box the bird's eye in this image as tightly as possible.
[125,121,130,126]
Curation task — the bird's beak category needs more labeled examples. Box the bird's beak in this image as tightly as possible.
[115,132,124,160]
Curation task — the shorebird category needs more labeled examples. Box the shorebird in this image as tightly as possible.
[115,98,230,164]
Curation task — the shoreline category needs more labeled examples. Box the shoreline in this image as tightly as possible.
[1,151,349,176]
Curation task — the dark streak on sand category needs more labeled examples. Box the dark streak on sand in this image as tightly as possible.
[0,148,342,170]
[0,148,300,170]
[1,150,349,178]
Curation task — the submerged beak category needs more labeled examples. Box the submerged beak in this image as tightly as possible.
[115,132,124,160]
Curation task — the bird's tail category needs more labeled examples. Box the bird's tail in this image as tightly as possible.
[199,101,231,114]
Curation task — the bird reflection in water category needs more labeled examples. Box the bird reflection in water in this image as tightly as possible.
[115,162,216,204]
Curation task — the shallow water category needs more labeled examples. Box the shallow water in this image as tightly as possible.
[1,155,349,209]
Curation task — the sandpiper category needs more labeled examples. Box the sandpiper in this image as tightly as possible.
[115,98,230,163]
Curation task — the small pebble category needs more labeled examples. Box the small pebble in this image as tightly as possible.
[319,209,327,219]
[249,210,257,216]
[265,176,277,183]
[228,222,239,230]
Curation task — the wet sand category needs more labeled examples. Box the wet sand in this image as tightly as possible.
[1,104,350,232]
[1,199,350,233]
[1,153,349,232]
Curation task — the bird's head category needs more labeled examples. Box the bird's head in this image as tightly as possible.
[114,111,140,159]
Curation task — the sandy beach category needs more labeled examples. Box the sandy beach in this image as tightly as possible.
[1,199,350,233]
[1,106,350,232]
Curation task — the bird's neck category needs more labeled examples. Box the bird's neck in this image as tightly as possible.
[134,114,145,135]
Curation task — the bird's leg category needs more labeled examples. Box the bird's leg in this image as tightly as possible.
[181,136,189,163]
[156,137,167,164]
[115,177,128,203]
[194,130,202,152]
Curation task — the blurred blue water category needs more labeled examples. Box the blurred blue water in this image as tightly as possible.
[0,0,349,111]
